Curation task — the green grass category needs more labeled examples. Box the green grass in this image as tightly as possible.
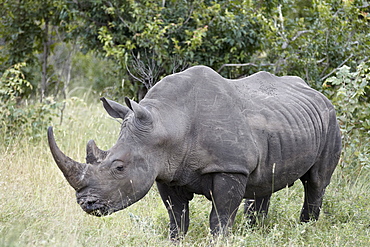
[1,100,369,246]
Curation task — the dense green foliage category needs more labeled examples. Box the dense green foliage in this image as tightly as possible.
[76,0,370,93]
[2,0,369,99]
[0,0,77,100]
[70,0,269,98]
[255,0,370,88]
[324,61,370,174]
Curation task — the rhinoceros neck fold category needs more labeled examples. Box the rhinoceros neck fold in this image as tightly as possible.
[47,127,88,190]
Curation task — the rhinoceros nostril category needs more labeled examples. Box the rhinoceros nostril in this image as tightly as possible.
[78,198,99,210]
[85,200,98,209]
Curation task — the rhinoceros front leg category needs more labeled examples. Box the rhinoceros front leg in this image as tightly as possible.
[156,182,194,240]
[209,173,247,235]
[244,194,271,225]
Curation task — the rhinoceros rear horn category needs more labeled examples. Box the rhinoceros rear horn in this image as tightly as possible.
[86,139,107,165]
[47,127,88,190]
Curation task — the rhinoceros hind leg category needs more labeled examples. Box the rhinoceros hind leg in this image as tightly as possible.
[299,173,326,222]
[299,150,340,222]
[244,194,271,225]
[299,114,341,222]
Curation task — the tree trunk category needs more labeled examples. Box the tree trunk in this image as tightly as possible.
[40,18,50,103]
[59,43,76,125]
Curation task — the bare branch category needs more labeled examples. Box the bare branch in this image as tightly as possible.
[321,54,354,81]
[291,30,314,42]
[282,30,313,49]
[126,51,161,89]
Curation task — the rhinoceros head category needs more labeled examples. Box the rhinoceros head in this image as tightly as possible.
[48,97,161,217]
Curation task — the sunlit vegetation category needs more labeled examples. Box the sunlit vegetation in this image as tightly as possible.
[1,0,369,246]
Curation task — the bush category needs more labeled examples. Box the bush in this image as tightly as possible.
[0,63,61,142]
[323,62,370,173]
[249,0,370,89]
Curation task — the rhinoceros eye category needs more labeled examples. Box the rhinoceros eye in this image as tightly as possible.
[112,160,125,172]
[116,165,124,171]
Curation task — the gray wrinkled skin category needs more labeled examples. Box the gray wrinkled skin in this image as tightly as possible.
[48,65,341,239]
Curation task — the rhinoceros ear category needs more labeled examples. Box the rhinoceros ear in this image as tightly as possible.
[100,97,131,120]
[124,97,152,126]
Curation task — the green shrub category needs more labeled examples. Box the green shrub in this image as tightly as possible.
[323,62,370,173]
[0,63,61,142]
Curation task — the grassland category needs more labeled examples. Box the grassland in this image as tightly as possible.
[1,99,369,246]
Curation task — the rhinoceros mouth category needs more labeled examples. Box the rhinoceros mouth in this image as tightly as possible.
[78,197,111,217]
[81,203,113,217]
[77,193,135,217]
[79,200,125,217]
[87,207,110,217]
[87,205,124,217]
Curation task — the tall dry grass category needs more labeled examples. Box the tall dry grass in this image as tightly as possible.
[1,100,369,246]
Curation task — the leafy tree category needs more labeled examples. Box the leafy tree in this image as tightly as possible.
[0,0,76,101]
[1,0,369,103]
[70,0,370,100]
[252,0,370,89]
[71,0,265,100]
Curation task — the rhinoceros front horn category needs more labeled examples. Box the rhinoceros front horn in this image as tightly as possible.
[47,127,88,190]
